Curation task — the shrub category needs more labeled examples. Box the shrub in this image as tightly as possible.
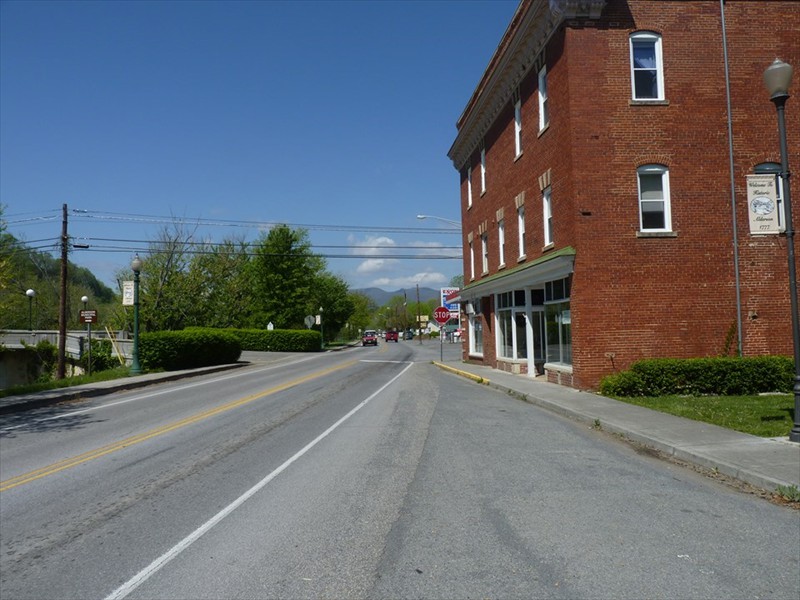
[80,338,118,373]
[139,329,241,371]
[600,356,792,397]
[222,328,321,352]
[598,371,647,397]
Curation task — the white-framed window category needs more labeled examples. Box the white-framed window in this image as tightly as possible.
[514,99,522,156]
[629,32,664,101]
[469,312,483,356]
[469,241,475,280]
[637,164,671,231]
[545,277,571,366]
[481,233,489,273]
[517,205,526,258]
[496,290,528,360]
[538,65,549,130]
[467,166,473,207]
[498,219,506,267]
[480,148,487,194]
[543,186,553,246]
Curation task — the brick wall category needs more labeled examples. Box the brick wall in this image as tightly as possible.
[458,0,799,389]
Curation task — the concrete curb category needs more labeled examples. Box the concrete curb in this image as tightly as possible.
[431,361,490,384]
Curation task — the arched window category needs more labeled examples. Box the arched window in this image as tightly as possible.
[629,32,664,101]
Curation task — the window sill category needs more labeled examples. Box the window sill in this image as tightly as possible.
[537,123,550,138]
[542,242,555,251]
[514,151,523,162]
[630,99,669,106]
[636,231,677,238]
[518,254,526,262]
[480,190,486,198]
[544,362,573,374]
[468,353,484,359]
[498,262,506,270]
[498,357,527,365]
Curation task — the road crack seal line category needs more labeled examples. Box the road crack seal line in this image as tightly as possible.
[0,361,356,492]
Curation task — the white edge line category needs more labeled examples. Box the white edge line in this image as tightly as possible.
[104,361,414,600]
[2,355,323,430]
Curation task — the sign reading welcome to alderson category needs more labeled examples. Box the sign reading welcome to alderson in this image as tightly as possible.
[747,174,782,234]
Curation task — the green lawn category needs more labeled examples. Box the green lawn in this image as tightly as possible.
[0,367,131,398]
[614,393,795,438]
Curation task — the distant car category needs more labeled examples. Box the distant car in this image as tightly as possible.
[362,330,378,346]
[385,330,399,342]
[403,329,414,340]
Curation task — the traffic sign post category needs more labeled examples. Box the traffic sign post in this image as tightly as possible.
[433,306,450,362]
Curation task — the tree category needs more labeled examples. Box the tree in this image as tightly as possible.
[184,238,252,328]
[347,292,377,337]
[250,225,325,329]
[313,273,355,342]
[134,222,197,331]
[450,274,464,288]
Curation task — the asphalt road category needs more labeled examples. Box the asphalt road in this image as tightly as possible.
[1,340,798,599]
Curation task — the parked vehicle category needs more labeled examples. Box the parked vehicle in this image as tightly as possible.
[362,330,378,346]
[385,330,399,342]
[403,329,414,340]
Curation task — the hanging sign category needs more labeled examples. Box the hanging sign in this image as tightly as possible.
[747,174,781,234]
[122,281,134,306]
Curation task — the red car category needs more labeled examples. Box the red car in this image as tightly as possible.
[385,330,399,342]
[362,330,378,346]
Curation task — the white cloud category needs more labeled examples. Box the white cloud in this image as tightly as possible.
[356,258,399,274]
[370,271,448,289]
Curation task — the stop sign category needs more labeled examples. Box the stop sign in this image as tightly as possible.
[433,306,451,325]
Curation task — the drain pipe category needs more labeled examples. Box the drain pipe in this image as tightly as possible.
[720,0,743,356]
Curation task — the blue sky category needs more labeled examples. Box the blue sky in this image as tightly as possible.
[1,0,517,291]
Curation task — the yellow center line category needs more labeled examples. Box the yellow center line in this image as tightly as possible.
[0,360,356,492]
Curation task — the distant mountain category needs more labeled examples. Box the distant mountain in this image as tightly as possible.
[354,287,441,306]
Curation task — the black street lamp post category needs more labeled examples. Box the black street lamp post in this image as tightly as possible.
[26,288,35,331]
[764,58,800,443]
[130,255,143,375]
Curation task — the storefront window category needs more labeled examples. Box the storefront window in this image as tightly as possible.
[545,276,572,365]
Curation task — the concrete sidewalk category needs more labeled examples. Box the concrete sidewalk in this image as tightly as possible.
[433,361,799,493]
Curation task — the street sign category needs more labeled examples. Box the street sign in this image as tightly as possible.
[79,310,98,324]
[433,306,451,325]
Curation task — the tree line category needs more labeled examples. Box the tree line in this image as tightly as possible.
[1,206,376,341]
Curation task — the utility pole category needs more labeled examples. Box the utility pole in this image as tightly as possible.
[57,203,68,379]
[416,284,422,345]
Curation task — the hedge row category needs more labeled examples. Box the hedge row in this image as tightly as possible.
[598,356,793,397]
[223,328,322,352]
[139,329,242,371]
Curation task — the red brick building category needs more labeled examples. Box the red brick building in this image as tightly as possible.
[449,0,799,389]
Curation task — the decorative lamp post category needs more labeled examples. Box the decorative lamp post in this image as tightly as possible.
[26,288,35,331]
[130,255,143,375]
[82,295,92,376]
[764,58,800,443]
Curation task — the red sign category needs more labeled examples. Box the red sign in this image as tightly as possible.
[433,306,451,325]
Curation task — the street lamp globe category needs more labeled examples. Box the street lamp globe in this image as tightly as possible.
[131,255,143,273]
[763,58,793,99]
[81,295,89,305]
[26,288,35,299]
